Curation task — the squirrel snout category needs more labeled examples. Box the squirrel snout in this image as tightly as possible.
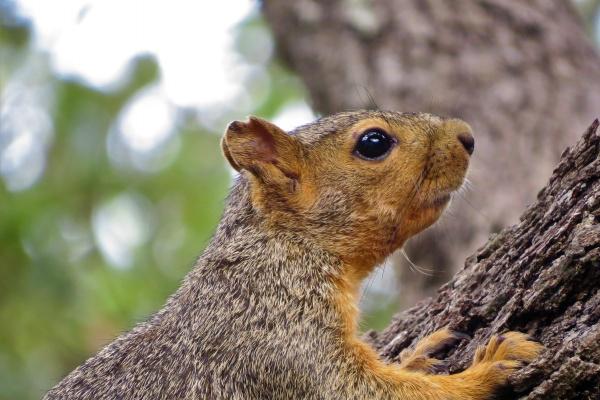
[457,132,475,156]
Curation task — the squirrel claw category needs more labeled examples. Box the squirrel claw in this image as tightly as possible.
[421,331,543,400]
[399,327,467,373]
[471,331,542,366]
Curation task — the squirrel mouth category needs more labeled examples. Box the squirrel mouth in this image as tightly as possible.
[423,192,452,209]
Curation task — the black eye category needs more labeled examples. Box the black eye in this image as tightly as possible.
[354,129,394,160]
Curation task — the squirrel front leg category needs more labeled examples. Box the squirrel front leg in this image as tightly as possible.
[398,327,464,373]
[350,330,542,400]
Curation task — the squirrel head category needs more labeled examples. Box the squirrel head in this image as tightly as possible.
[222,111,473,274]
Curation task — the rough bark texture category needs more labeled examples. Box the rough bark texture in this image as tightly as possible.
[263,0,600,306]
[364,120,600,399]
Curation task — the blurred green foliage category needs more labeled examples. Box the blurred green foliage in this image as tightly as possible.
[1,2,599,400]
[577,0,600,40]
[0,3,309,399]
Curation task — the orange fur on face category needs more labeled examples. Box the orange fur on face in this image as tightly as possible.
[296,113,471,271]
[224,112,472,273]
[224,111,473,341]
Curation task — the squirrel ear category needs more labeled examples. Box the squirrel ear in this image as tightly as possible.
[222,116,301,181]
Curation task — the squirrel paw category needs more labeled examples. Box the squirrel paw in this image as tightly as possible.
[471,331,542,367]
[399,327,467,373]
[456,331,543,397]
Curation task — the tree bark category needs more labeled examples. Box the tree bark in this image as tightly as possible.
[364,119,600,399]
[263,0,600,307]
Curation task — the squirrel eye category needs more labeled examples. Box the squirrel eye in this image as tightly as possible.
[354,129,394,160]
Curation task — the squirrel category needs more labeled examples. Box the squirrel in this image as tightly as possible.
[45,110,542,399]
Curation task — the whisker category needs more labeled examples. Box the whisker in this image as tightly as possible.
[360,265,378,303]
[455,189,490,222]
[400,249,435,276]
[365,88,380,111]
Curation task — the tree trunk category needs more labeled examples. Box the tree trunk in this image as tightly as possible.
[365,119,600,399]
[262,0,600,307]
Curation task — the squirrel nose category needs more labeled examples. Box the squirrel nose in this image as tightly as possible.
[457,132,475,155]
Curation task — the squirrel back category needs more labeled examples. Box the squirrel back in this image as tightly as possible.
[45,111,541,400]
